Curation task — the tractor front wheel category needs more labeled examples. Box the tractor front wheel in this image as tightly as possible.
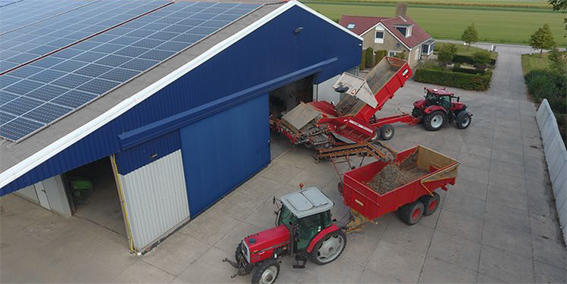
[456,111,472,129]
[251,259,280,284]
[424,111,446,131]
[310,230,347,265]
[379,124,395,140]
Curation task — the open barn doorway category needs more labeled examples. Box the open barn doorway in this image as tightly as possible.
[268,75,314,159]
[63,157,127,238]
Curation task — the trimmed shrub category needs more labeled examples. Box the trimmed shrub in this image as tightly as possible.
[453,67,485,75]
[360,50,365,70]
[453,54,496,66]
[375,50,387,66]
[364,47,374,69]
[525,69,567,112]
[414,68,491,91]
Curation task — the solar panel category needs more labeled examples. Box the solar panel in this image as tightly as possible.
[0,1,260,141]
[0,0,169,71]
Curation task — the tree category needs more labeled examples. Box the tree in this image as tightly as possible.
[472,50,491,72]
[461,24,479,49]
[549,0,567,32]
[364,47,374,69]
[375,50,387,65]
[529,24,556,56]
[437,44,457,66]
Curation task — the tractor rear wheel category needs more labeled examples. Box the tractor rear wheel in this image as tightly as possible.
[424,110,446,131]
[456,111,472,129]
[310,230,347,265]
[399,201,425,225]
[252,259,280,284]
[379,124,395,140]
[420,192,440,216]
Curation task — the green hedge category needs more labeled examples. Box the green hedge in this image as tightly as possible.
[414,68,492,91]
[452,67,485,75]
[453,54,496,66]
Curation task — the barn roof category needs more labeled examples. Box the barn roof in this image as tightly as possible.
[0,0,361,191]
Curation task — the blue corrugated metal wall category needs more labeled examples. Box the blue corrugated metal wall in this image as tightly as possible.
[180,94,269,216]
[115,131,180,175]
[1,5,361,195]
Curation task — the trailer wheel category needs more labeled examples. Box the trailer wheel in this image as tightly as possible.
[423,111,446,131]
[310,230,347,265]
[399,201,425,225]
[420,192,440,216]
[379,124,395,140]
[456,111,472,129]
[337,182,343,195]
[252,259,279,284]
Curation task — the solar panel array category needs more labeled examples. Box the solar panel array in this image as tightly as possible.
[0,1,259,141]
[0,0,168,73]
[0,0,22,8]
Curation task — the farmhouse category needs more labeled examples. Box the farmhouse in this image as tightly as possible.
[0,0,361,252]
[339,4,434,68]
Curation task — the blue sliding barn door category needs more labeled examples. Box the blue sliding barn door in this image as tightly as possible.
[180,94,270,217]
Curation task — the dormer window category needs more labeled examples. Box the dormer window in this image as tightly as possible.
[347,23,355,29]
[395,25,412,37]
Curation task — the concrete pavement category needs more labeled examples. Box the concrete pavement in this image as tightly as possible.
[1,45,566,283]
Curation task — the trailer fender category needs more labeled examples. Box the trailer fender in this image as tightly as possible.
[307,224,341,253]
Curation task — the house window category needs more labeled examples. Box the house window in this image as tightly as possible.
[388,50,398,57]
[395,27,407,36]
[395,26,412,37]
[374,26,385,44]
[347,23,355,29]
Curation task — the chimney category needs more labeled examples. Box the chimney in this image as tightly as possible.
[395,2,407,18]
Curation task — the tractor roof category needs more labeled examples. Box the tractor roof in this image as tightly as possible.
[280,187,334,219]
[426,88,454,96]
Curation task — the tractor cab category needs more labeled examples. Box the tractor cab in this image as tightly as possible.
[424,88,459,112]
[277,187,334,252]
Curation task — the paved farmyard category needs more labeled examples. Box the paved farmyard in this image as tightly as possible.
[1,44,565,283]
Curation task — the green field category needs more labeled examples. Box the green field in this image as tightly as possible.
[305,1,566,46]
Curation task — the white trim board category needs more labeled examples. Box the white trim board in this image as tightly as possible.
[0,1,362,189]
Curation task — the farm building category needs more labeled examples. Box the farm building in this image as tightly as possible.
[0,0,361,252]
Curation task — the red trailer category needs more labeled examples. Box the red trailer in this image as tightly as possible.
[342,145,459,225]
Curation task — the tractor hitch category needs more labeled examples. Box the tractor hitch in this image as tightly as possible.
[222,257,253,278]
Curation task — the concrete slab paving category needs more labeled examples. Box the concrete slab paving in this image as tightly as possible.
[418,256,478,283]
[1,44,566,284]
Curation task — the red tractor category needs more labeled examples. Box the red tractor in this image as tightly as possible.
[411,87,472,131]
[223,187,346,284]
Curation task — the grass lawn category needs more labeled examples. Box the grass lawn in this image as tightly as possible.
[521,53,552,75]
[436,42,498,59]
[306,1,566,46]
